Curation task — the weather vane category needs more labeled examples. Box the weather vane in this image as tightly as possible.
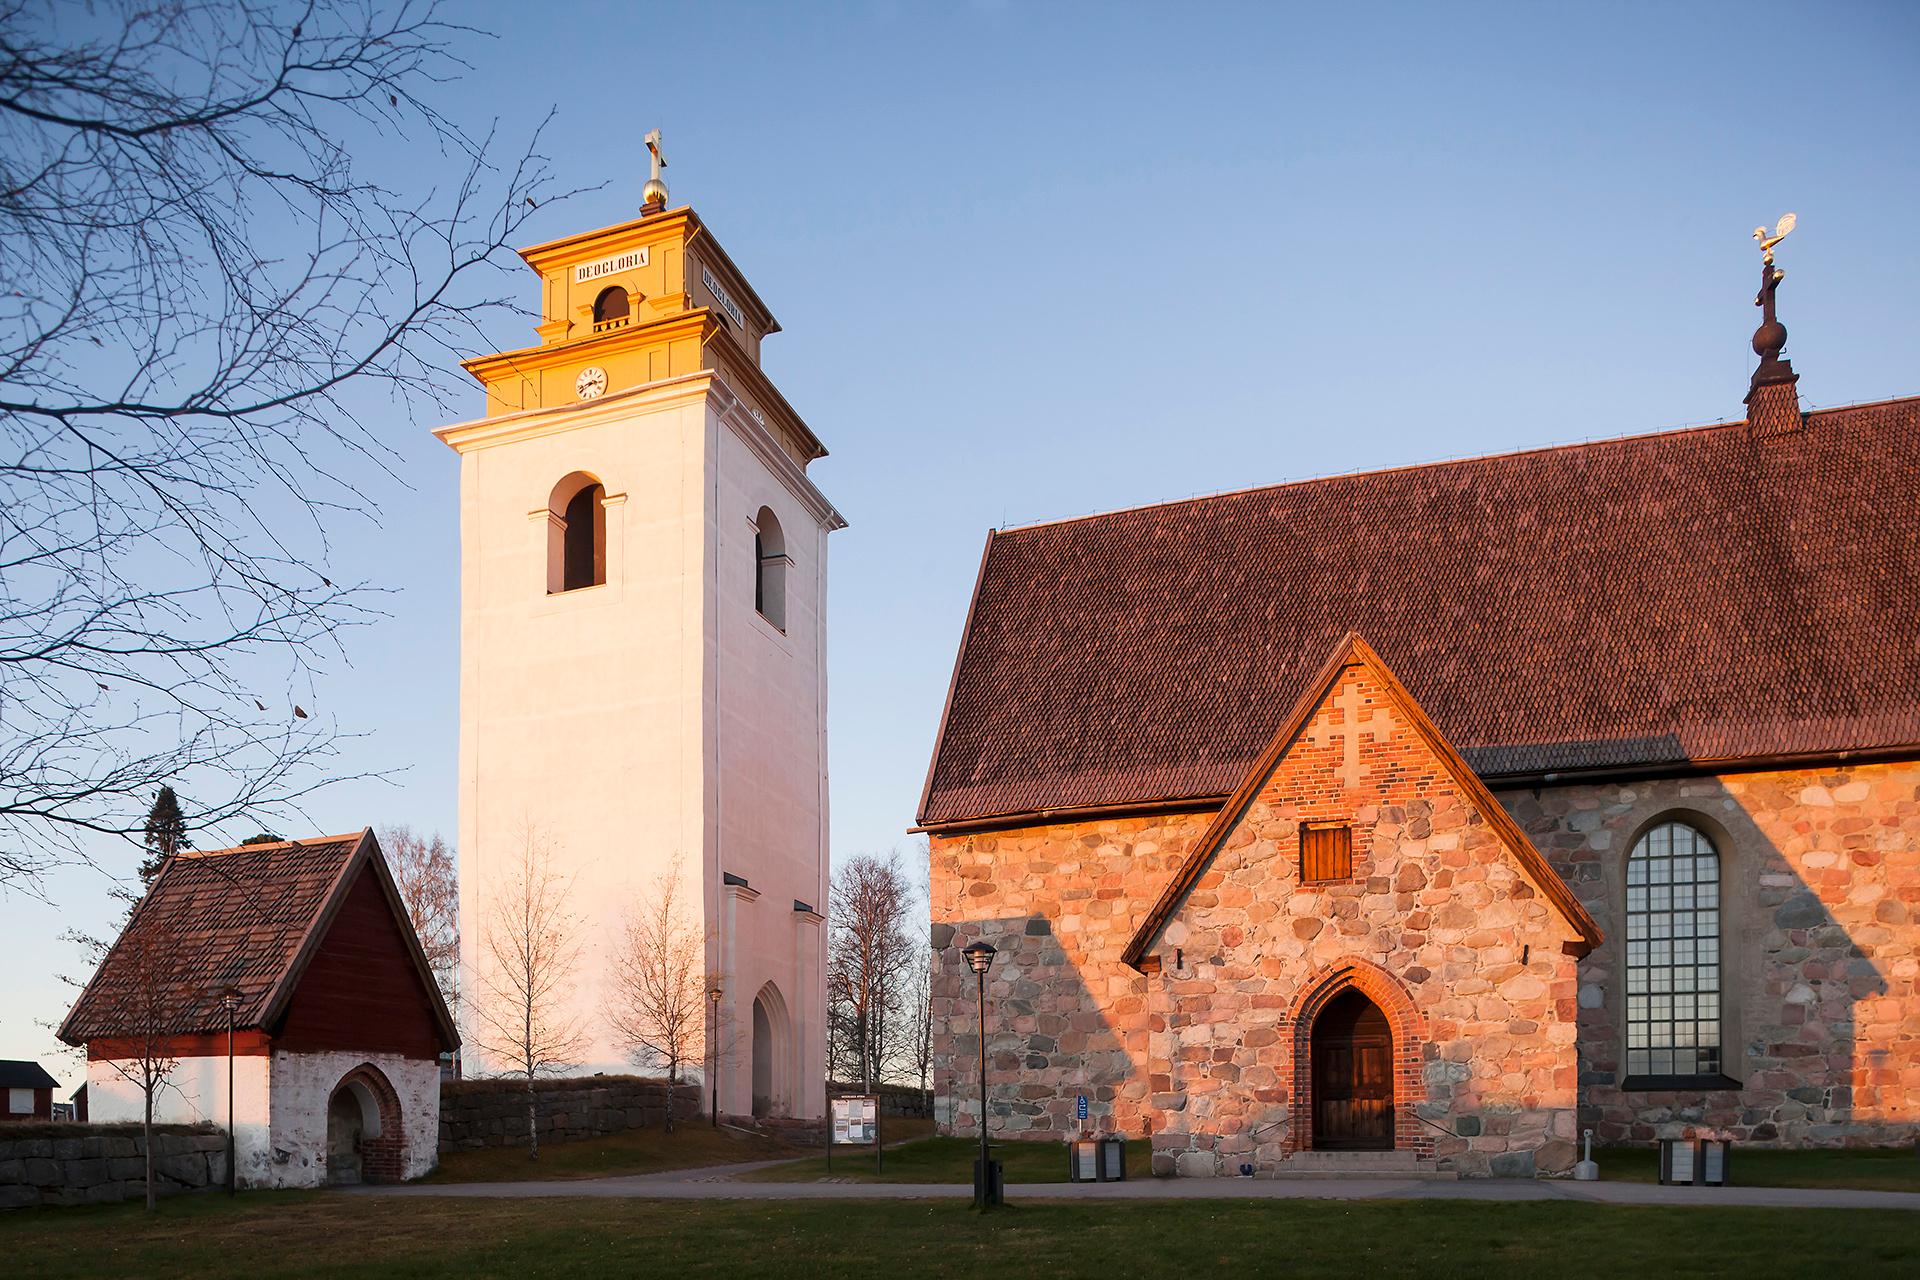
[1752,211,1795,266]
[641,128,669,214]
[1749,213,1798,390]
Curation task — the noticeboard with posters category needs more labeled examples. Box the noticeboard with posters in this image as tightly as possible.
[828,1095,882,1173]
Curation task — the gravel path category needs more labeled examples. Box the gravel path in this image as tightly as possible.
[358,1167,1920,1211]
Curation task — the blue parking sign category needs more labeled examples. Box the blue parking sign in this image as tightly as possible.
[1076,1094,1089,1121]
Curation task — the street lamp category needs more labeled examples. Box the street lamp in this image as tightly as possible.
[707,985,724,1128]
[219,986,240,1195]
[962,940,1000,1208]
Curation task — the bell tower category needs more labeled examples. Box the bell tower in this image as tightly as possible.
[437,140,843,1119]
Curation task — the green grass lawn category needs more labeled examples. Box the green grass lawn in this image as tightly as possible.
[2,1192,1915,1278]
[423,1122,807,1183]
[1598,1145,1920,1192]
[742,1134,1150,1184]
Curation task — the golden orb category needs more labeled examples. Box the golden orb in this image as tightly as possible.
[641,176,669,209]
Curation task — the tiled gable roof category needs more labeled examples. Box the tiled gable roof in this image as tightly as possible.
[58,831,454,1047]
[918,396,1920,829]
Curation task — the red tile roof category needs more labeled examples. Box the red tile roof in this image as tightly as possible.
[58,831,456,1048]
[918,396,1920,829]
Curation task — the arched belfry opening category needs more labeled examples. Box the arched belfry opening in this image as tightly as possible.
[548,472,606,593]
[750,981,793,1118]
[592,285,631,331]
[753,506,788,630]
[1310,988,1395,1151]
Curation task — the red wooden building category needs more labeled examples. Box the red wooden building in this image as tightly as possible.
[0,1061,60,1122]
[59,830,457,1187]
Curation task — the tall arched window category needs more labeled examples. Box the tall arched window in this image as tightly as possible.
[754,505,787,630]
[592,286,630,330]
[547,473,605,593]
[1625,820,1721,1080]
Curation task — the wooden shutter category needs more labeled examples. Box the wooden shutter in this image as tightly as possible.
[1301,823,1353,882]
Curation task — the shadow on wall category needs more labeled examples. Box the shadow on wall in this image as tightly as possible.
[1510,762,1906,1146]
[930,916,1138,1142]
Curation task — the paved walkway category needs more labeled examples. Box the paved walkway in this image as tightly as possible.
[359,1166,1920,1211]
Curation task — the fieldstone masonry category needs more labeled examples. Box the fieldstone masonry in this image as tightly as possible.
[438,1076,701,1152]
[931,666,1920,1176]
[1519,763,1920,1147]
[0,1126,228,1210]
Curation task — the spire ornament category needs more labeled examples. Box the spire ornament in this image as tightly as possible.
[641,128,669,215]
[1748,212,1797,393]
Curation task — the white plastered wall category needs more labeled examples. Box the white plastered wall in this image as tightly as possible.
[85,1051,440,1187]
[86,1054,270,1179]
[268,1051,441,1187]
[453,373,836,1113]
[706,390,831,1120]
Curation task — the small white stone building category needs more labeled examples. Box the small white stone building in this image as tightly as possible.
[59,830,458,1187]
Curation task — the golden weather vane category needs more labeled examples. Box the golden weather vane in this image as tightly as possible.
[1752,212,1796,265]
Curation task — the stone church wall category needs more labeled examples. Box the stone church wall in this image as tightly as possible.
[931,664,1593,1177]
[1506,759,1920,1148]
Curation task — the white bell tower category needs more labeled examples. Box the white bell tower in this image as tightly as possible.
[437,152,843,1120]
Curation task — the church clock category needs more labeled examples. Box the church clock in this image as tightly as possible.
[574,365,607,400]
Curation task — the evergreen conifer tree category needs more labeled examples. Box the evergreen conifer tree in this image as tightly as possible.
[138,787,187,885]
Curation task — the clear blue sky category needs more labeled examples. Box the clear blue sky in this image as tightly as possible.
[5,0,1916,1075]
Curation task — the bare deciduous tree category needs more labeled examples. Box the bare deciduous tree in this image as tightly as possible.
[467,827,585,1161]
[64,906,192,1212]
[378,823,459,1018]
[828,851,915,1090]
[906,941,934,1097]
[0,0,562,889]
[606,858,705,1131]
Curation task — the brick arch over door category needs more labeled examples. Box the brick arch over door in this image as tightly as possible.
[330,1063,406,1183]
[1284,959,1429,1157]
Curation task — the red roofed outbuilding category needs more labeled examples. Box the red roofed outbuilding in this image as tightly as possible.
[59,830,457,1187]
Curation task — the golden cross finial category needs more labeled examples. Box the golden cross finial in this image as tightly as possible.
[645,129,667,183]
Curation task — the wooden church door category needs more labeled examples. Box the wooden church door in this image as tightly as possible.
[1311,988,1394,1150]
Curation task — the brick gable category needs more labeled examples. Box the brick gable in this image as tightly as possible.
[1124,633,1601,969]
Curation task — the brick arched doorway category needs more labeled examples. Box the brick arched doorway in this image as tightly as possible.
[327,1064,404,1185]
[1310,989,1394,1149]
[1287,960,1427,1157]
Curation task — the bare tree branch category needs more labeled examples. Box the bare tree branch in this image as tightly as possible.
[0,0,573,888]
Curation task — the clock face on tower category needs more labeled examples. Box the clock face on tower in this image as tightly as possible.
[575,366,608,401]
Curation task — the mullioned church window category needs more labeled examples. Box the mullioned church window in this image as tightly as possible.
[1625,820,1721,1079]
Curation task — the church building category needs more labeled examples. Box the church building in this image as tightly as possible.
[920,232,1919,1176]
[438,138,843,1119]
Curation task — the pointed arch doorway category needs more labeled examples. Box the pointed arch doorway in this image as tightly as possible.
[750,982,793,1119]
[1311,988,1395,1150]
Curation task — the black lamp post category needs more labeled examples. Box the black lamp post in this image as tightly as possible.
[219,987,239,1194]
[962,940,1000,1208]
[707,985,724,1128]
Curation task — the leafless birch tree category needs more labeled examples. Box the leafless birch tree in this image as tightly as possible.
[607,858,705,1131]
[467,828,585,1161]
[0,0,565,889]
[379,824,460,1018]
[828,851,916,1090]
